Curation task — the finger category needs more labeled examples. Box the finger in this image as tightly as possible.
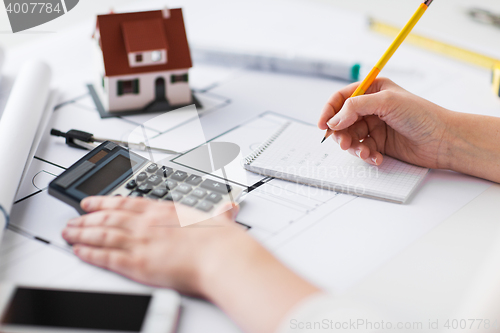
[347,120,369,142]
[67,210,138,230]
[318,82,361,130]
[326,92,384,131]
[81,196,152,213]
[332,130,352,151]
[63,226,131,249]
[364,77,398,95]
[361,137,384,166]
[346,141,371,160]
[327,82,401,131]
[74,245,134,275]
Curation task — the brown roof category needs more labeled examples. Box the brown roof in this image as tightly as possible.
[96,9,192,77]
[122,19,168,53]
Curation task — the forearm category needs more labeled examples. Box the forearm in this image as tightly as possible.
[199,232,319,333]
[445,112,500,183]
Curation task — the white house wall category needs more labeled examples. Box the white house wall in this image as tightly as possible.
[93,41,110,110]
[106,69,191,112]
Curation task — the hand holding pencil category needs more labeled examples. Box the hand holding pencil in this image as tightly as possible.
[321,0,433,144]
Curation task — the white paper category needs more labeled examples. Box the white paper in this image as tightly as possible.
[0,61,52,236]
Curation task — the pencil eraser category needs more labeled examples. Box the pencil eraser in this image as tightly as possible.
[493,62,500,98]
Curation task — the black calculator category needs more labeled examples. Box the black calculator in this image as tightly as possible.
[49,141,244,216]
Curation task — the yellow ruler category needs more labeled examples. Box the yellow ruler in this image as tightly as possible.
[493,63,500,97]
[369,19,500,70]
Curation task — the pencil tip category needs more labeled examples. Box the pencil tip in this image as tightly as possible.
[321,137,326,144]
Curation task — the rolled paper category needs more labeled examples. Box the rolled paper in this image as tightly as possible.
[0,46,4,75]
[0,60,52,238]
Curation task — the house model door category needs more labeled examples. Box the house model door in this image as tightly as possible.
[155,77,166,102]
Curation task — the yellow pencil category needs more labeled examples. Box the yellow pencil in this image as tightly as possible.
[322,0,433,143]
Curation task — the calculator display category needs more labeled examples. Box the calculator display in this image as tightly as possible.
[76,155,136,196]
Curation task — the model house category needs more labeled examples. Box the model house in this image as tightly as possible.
[92,8,193,114]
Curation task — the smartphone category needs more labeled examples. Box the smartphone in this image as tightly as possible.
[0,284,180,333]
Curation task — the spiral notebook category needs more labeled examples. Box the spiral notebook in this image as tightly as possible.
[243,121,429,203]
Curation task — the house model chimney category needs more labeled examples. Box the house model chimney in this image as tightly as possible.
[162,7,171,19]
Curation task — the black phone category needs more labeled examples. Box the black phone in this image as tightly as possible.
[0,284,180,333]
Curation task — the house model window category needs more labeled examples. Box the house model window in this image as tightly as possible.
[171,74,188,83]
[151,51,162,62]
[117,79,139,96]
[135,54,143,63]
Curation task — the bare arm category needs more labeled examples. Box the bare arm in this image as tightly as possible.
[62,197,319,333]
[445,113,500,183]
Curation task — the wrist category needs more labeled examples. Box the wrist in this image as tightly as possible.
[439,111,500,182]
[196,224,254,299]
[196,225,320,333]
[435,108,457,170]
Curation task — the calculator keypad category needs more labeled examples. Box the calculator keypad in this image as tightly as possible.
[113,161,242,216]
[171,171,189,182]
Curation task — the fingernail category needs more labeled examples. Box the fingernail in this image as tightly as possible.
[356,149,362,157]
[67,218,80,226]
[63,228,75,238]
[81,198,94,211]
[327,117,340,129]
[372,157,378,165]
[73,245,80,255]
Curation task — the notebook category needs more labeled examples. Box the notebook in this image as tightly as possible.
[243,121,429,204]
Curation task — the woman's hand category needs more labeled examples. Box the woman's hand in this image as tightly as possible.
[62,196,320,333]
[318,78,452,169]
[62,196,243,296]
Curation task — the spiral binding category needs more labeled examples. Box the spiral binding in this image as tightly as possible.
[244,121,292,165]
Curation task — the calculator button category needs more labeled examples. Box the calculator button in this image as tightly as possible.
[136,172,148,182]
[191,188,207,199]
[150,187,168,198]
[200,180,232,194]
[176,184,192,194]
[186,175,203,186]
[156,166,173,178]
[129,191,144,198]
[125,179,137,189]
[146,175,162,186]
[206,192,222,203]
[165,180,178,190]
[196,201,214,212]
[137,183,153,194]
[171,171,188,181]
[181,197,198,207]
[146,164,159,173]
[164,192,184,202]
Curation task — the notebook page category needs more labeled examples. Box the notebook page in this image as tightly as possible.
[245,122,429,203]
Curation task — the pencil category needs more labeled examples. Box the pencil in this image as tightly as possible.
[322,0,433,143]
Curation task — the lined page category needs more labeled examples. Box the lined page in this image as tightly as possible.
[245,122,429,203]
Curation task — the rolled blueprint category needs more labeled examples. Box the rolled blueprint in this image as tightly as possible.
[0,46,4,75]
[0,60,52,235]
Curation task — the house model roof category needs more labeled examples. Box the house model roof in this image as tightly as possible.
[122,19,169,53]
[96,9,192,77]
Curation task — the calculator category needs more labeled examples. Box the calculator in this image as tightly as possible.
[49,141,244,218]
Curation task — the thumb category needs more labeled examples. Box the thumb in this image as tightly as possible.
[327,92,387,131]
